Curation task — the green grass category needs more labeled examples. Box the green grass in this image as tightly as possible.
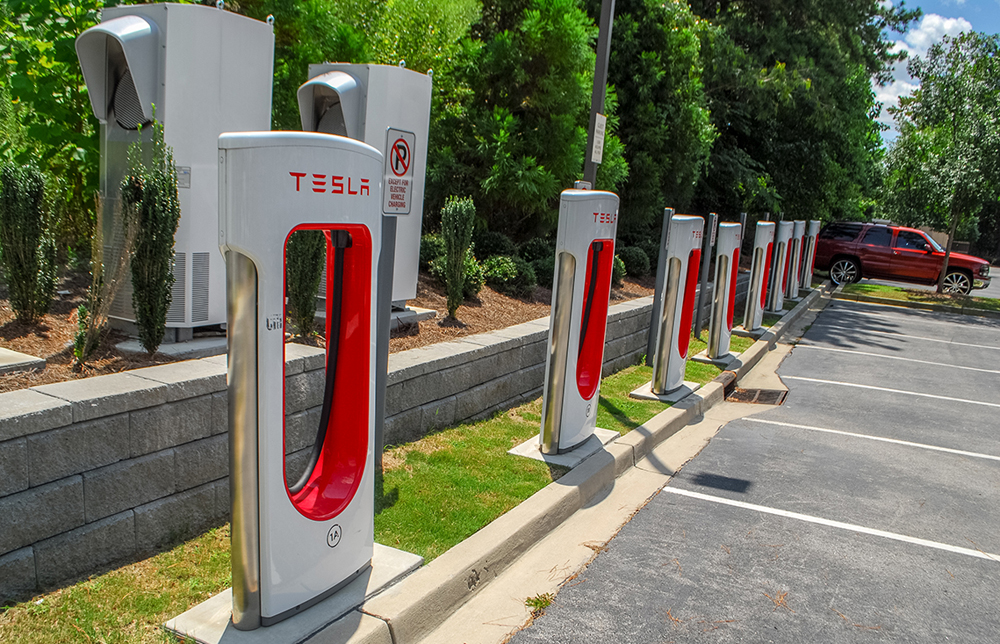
[0,344,729,642]
[843,282,1000,312]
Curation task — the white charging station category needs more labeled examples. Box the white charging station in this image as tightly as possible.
[786,220,805,299]
[219,132,380,629]
[76,3,274,336]
[768,221,794,313]
[707,222,742,360]
[743,221,775,332]
[298,64,431,304]
[801,220,821,291]
[539,189,619,455]
[648,215,705,395]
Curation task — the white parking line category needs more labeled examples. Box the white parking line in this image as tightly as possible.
[809,323,1000,352]
[662,487,1000,562]
[743,418,1000,462]
[783,376,1000,408]
[828,303,1000,329]
[794,344,1000,374]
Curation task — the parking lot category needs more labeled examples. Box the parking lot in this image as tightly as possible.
[512,299,1000,643]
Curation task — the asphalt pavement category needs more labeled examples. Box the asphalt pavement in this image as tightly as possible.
[510,299,1000,643]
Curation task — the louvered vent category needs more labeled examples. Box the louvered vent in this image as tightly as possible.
[192,252,210,323]
[113,67,149,131]
[167,252,186,324]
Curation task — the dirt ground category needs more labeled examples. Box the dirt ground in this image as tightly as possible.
[0,270,655,394]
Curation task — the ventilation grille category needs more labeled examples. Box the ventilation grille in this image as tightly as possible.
[113,67,148,131]
[191,252,210,323]
[167,253,186,324]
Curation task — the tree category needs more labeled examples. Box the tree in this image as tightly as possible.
[883,32,1000,293]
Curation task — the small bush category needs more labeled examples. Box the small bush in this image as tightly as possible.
[618,246,651,278]
[518,237,554,263]
[440,196,477,317]
[612,254,626,287]
[419,233,445,270]
[429,250,483,299]
[636,236,661,270]
[531,256,555,289]
[124,118,181,354]
[0,162,56,322]
[472,228,517,259]
[285,229,325,336]
[484,255,537,298]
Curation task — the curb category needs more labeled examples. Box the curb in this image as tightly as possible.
[359,284,830,644]
[832,290,1000,319]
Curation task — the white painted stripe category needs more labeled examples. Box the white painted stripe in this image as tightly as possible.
[743,417,1000,463]
[782,376,1000,409]
[809,323,1000,352]
[794,344,1000,375]
[662,487,1000,562]
[827,302,987,327]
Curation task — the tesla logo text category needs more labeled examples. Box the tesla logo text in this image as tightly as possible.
[593,212,617,224]
[289,172,370,196]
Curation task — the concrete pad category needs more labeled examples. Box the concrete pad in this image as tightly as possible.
[508,428,620,469]
[164,544,422,644]
[0,347,45,375]
[690,349,742,369]
[117,337,228,360]
[628,380,701,403]
[732,326,767,340]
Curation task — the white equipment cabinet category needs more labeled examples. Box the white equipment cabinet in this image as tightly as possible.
[76,3,274,335]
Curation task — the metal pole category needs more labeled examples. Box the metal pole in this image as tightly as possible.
[374,216,397,481]
[646,208,673,366]
[692,212,717,339]
[583,0,615,186]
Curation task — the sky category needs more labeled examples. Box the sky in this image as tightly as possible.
[875,0,1000,142]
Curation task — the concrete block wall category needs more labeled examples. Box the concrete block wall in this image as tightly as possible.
[0,277,750,602]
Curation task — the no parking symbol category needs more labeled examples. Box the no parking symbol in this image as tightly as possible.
[384,128,416,215]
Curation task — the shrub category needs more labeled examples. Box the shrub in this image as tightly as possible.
[419,232,445,269]
[636,236,661,272]
[285,229,325,336]
[0,162,56,322]
[123,119,181,354]
[429,250,483,299]
[472,228,517,259]
[441,196,477,318]
[612,254,626,287]
[618,246,651,278]
[484,255,537,298]
[531,256,555,289]
[517,237,554,263]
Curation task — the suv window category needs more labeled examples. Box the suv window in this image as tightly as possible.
[895,231,929,251]
[861,227,893,247]
[819,223,863,241]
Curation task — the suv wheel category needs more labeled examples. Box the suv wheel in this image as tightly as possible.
[942,270,972,295]
[830,258,860,285]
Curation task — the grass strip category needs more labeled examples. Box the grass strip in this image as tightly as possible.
[842,282,1000,312]
[1,344,726,643]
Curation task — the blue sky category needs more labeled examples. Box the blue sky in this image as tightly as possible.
[876,0,999,140]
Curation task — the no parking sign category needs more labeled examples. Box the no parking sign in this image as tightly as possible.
[384,128,415,214]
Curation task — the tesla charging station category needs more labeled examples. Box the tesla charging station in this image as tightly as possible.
[786,220,806,299]
[707,223,742,360]
[801,220,821,292]
[539,190,619,455]
[648,215,705,395]
[743,221,775,332]
[767,221,794,313]
[219,132,380,629]
[298,64,431,304]
[76,3,274,336]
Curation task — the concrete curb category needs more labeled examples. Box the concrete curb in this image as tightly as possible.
[832,290,1000,319]
[359,283,830,644]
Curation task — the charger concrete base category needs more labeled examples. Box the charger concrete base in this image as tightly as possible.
[0,347,45,375]
[509,428,619,469]
[691,350,742,370]
[732,326,766,340]
[629,380,702,403]
[164,544,422,644]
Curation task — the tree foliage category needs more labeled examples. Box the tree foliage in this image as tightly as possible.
[0,161,56,322]
[440,195,476,318]
[883,32,1000,292]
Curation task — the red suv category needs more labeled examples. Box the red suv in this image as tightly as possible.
[814,222,991,294]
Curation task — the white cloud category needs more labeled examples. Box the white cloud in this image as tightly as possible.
[875,13,974,137]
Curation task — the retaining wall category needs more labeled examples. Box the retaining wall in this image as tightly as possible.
[0,276,748,602]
